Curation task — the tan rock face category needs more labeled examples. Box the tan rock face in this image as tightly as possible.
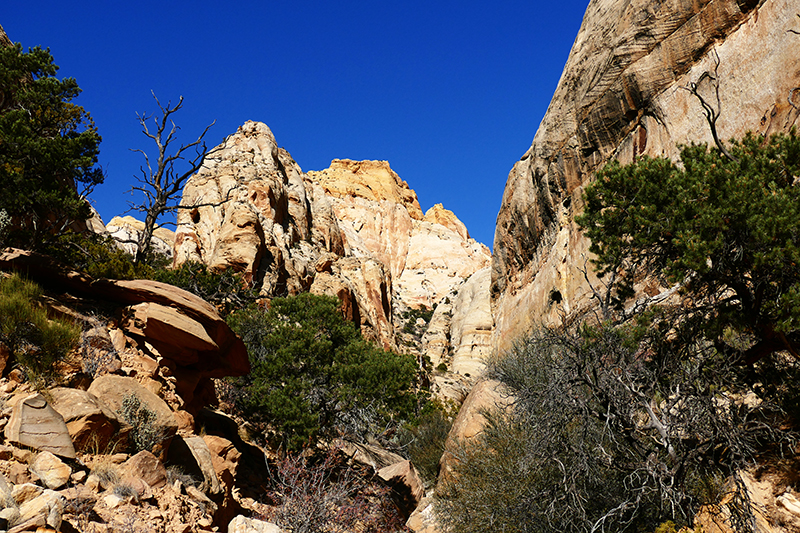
[437,379,513,488]
[49,387,120,452]
[492,0,800,350]
[422,268,493,403]
[29,451,71,490]
[174,123,491,349]
[308,159,424,219]
[87,375,178,452]
[174,121,344,296]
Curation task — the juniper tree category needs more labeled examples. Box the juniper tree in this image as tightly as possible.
[0,43,103,248]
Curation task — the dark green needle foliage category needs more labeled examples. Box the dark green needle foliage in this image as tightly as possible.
[227,293,418,451]
[0,43,103,248]
[577,131,800,362]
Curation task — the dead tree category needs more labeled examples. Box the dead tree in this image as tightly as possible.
[684,49,740,163]
[128,92,216,264]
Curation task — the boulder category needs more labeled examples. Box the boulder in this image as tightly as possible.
[4,393,76,459]
[30,452,71,490]
[406,496,440,533]
[97,279,250,381]
[438,380,513,487]
[16,488,63,531]
[122,450,167,489]
[166,435,221,495]
[87,375,177,453]
[49,387,120,452]
[202,434,242,525]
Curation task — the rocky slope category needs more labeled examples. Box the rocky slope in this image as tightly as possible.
[172,122,492,378]
[0,250,424,533]
[491,0,800,351]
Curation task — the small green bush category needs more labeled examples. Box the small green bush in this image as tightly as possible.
[43,231,154,280]
[116,393,161,453]
[0,274,80,383]
[227,293,419,450]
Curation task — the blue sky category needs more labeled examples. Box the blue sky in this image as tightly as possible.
[2,1,587,249]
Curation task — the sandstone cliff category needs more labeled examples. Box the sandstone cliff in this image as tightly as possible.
[174,122,491,351]
[492,0,800,350]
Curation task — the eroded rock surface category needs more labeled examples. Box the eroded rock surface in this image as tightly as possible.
[492,0,800,350]
[174,123,491,349]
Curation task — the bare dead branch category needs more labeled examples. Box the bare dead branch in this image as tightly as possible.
[682,50,739,163]
[126,92,220,264]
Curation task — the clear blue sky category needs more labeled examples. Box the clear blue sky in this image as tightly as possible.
[2,1,587,249]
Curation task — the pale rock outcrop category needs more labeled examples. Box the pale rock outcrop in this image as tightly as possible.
[174,121,345,294]
[107,215,175,258]
[437,380,513,487]
[307,164,491,310]
[4,393,76,459]
[329,257,394,347]
[396,211,491,310]
[29,452,71,490]
[307,159,422,281]
[422,268,493,403]
[424,203,469,241]
[448,267,492,378]
[174,124,491,349]
[377,460,425,518]
[492,0,800,350]
[406,497,439,533]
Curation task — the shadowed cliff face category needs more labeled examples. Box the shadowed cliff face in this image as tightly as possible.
[492,0,800,350]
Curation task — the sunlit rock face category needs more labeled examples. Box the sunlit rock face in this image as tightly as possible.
[174,122,491,350]
[492,0,800,351]
[306,161,491,311]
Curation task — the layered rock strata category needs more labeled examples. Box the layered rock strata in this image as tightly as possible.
[492,0,800,350]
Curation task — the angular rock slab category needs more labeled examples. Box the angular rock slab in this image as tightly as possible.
[30,451,71,490]
[166,435,222,495]
[4,393,76,459]
[377,460,424,519]
[122,450,167,489]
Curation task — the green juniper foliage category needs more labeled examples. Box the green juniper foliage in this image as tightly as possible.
[0,43,103,248]
[577,131,800,362]
[227,293,419,451]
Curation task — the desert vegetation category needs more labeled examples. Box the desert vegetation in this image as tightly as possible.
[435,131,800,533]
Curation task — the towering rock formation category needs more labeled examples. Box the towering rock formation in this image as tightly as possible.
[492,0,800,350]
[174,122,491,353]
